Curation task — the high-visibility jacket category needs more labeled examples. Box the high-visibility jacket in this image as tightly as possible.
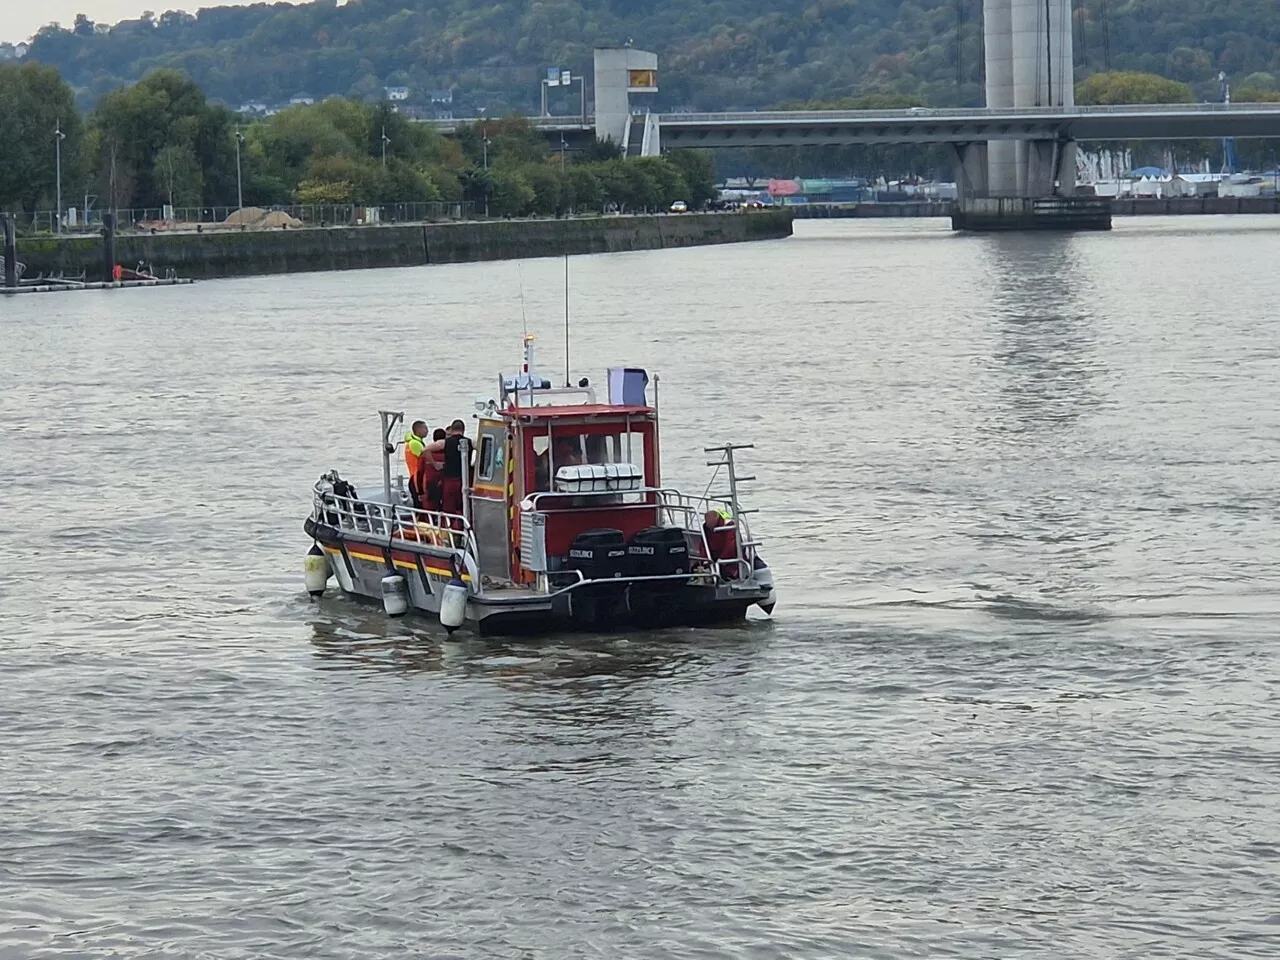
[404,431,427,476]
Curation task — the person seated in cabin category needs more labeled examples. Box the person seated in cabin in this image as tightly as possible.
[584,434,610,465]
[415,427,447,512]
[535,436,584,491]
[702,508,740,580]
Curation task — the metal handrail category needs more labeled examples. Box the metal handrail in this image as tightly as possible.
[312,486,481,564]
[521,486,756,579]
[661,102,1280,123]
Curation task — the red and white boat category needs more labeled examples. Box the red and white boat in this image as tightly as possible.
[302,336,776,635]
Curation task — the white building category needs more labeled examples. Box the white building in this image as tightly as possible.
[384,86,409,101]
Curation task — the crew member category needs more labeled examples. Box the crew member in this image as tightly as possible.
[433,419,470,519]
[702,508,739,580]
[415,428,447,512]
[404,420,429,500]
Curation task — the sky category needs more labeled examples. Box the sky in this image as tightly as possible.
[5,0,264,44]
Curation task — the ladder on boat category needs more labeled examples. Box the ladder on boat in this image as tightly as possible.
[704,442,762,577]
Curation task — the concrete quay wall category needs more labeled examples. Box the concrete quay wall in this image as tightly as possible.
[15,211,793,282]
[1110,196,1280,216]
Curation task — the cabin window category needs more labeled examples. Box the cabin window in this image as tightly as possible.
[477,434,498,481]
[527,422,655,493]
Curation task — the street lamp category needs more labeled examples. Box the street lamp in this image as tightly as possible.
[234,130,245,211]
[478,108,491,217]
[560,133,567,172]
[381,125,391,167]
[54,119,66,234]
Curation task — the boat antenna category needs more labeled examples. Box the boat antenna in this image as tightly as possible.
[517,261,529,341]
[563,252,570,388]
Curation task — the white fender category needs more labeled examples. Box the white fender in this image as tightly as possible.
[440,576,468,634]
[304,544,330,598]
[752,558,776,615]
[381,574,409,617]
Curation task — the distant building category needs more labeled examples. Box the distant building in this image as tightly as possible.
[237,101,270,115]
[0,42,28,59]
[384,86,409,101]
[430,89,453,104]
[289,93,315,106]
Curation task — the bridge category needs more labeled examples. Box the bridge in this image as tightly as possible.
[426,37,1280,225]
[656,103,1280,147]
[425,103,1280,147]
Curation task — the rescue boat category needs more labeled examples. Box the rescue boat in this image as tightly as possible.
[301,336,777,635]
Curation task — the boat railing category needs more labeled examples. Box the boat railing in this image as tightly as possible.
[521,486,758,580]
[312,484,481,565]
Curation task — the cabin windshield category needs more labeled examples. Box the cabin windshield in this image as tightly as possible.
[527,421,652,492]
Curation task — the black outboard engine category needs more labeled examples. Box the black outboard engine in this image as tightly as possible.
[566,528,628,627]
[567,528,628,580]
[627,526,689,577]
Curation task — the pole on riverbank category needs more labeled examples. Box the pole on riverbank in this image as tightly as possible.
[3,214,17,288]
[102,212,116,283]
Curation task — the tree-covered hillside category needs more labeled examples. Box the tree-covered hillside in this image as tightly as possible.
[25,0,1280,113]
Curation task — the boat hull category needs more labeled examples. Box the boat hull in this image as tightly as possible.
[305,518,767,636]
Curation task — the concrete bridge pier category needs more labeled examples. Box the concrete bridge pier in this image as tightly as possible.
[960,0,1106,228]
[950,142,989,200]
[1018,138,1077,197]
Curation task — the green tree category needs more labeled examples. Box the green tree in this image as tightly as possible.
[489,168,535,216]
[522,163,565,215]
[635,156,690,207]
[153,143,203,206]
[563,166,603,213]
[90,69,235,208]
[0,62,85,214]
[1075,72,1195,105]
[664,150,717,208]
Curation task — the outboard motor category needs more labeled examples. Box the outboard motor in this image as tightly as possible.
[567,528,628,580]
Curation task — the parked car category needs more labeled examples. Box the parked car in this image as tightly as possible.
[670,200,688,213]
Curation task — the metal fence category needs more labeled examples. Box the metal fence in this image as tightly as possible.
[22,201,476,234]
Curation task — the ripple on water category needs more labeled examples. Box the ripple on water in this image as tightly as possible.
[3,220,1280,958]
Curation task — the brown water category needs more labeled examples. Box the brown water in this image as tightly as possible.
[3,217,1280,958]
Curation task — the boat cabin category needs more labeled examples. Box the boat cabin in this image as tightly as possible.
[463,345,677,587]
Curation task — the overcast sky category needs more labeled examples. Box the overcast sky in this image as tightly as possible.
[5,0,264,44]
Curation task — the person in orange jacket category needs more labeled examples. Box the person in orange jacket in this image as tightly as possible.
[403,421,429,501]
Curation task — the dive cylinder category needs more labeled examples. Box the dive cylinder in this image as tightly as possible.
[381,574,409,617]
[439,567,467,634]
[304,543,330,598]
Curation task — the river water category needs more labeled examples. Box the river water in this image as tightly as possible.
[3,217,1280,958]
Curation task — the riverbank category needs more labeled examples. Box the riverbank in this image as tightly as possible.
[13,210,793,282]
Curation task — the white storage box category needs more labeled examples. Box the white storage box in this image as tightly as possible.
[554,462,643,494]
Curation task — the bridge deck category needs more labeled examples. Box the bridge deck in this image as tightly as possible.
[420,103,1280,145]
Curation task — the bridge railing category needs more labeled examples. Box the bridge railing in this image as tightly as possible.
[661,103,1280,123]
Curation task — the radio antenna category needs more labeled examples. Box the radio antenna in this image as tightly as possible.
[517,261,528,341]
[563,252,570,387]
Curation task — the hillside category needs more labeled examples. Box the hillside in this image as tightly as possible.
[25,0,1280,113]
